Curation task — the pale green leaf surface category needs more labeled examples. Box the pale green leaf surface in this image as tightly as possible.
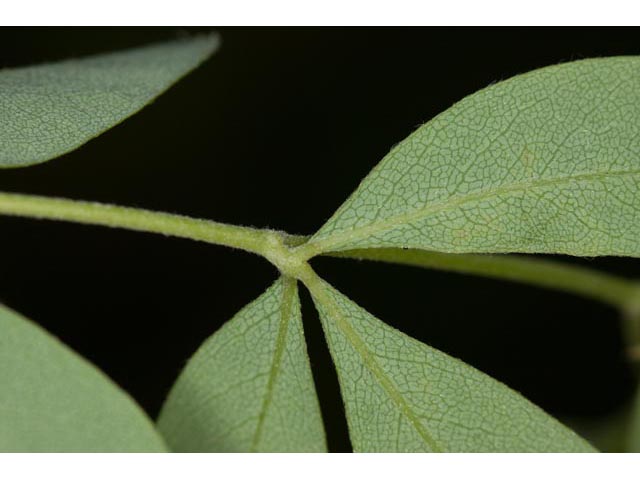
[310,281,595,452]
[0,303,167,452]
[308,57,640,257]
[157,278,326,452]
[0,34,218,168]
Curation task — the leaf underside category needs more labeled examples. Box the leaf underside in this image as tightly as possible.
[0,34,219,168]
[311,281,596,452]
[2,48,631,454]
[157,278,327,452]
[0,304,166,452]
[310,57,640,257]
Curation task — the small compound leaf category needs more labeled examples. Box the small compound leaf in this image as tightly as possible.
[158,278,326,452]
[308,57,640,257]
[0,34,219,168]
[0,303,167,452]
[310,280,596,452]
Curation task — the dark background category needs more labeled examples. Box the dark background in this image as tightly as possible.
[0,28,639,452]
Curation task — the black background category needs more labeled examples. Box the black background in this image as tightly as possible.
[0,28,639,452]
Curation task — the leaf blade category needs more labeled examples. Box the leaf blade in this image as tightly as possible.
[0,303,167,452]
[308,57,640,257]
[157,277,326,452]
[0,34,218,168]
[309,280,596,452]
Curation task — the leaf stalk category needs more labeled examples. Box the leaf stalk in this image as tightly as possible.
[1,190,638,318]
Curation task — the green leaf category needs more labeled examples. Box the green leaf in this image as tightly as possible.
[306,57,640,257]
[309,279,596,452]
[157,277,326,452]
[0,303,167,452]
[0,34,218,168]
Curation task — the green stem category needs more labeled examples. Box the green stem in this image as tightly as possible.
[330,248,640,312]
[2,190,639,331]
[0,191,274,257]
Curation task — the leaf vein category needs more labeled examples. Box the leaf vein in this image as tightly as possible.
[306,167,640,255]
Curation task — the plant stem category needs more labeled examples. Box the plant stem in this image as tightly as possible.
[329,248,640,312]
[1,190,639,325]
[0,191,274,257]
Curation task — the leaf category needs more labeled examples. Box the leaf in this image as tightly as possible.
[307,57,640,257]
[0,34,219,168]
[157,277,326,452]
[0,303,167,452]
[308,279,596,452]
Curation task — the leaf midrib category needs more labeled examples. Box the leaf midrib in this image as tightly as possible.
[249,277,295,452]
[306,167,640,255]
[311,279,444,452]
